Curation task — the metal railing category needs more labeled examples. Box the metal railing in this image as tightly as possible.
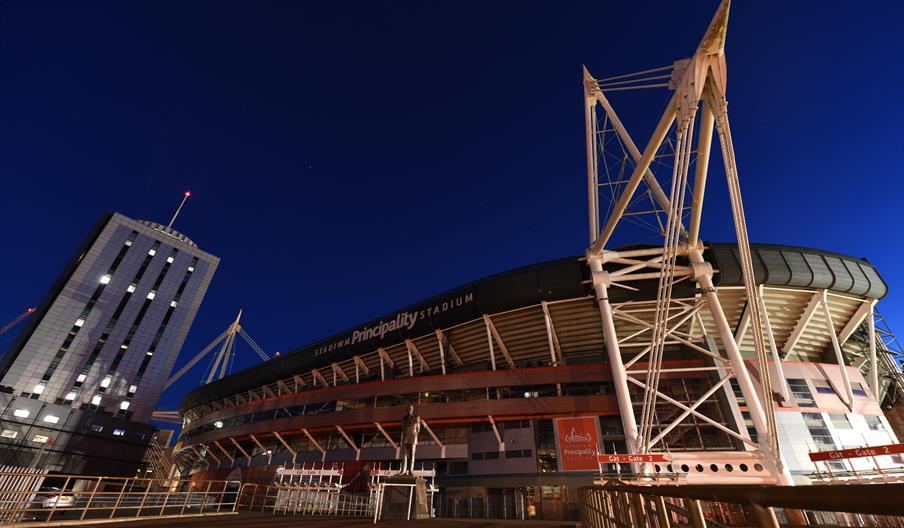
[579,481,904,528]
[0,471,240,526]
[236,483,373,517]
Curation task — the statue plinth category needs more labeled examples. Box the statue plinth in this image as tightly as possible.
[380,476,430,520]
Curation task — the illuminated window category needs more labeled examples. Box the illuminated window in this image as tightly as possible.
[128,385,138,394]
[100,275,111,284]
[76,374,87,383]
[43,415,60,424]
[33,384,45,395]
[100,376,112,388]
[74,319,85,327]
[187,266,194,272]
[148,249,156,256]
[120,401,130,410]
[13,409,30,419]
[170,301,178,308]
[127,284,136,293]
[91,395,102,406]
[214,421,223,429]
[124,240,132,246]
[166,256,174,263]
[1,430,18,439]
[64,392,77,401]
[32,435,49,444]
[146,291,155,300]
[113,429,125,437]
[90,424,103,432]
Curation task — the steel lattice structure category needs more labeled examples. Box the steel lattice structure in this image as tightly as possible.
[581,0,895,485]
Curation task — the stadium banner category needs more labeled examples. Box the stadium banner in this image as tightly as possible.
[554,416,601,471]
[597,453,671,464]
[808,443,904,462]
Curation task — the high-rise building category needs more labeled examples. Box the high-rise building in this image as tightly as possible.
[0,212,218,475]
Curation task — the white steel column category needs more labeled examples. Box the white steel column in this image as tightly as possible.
[688,246,793,485]
[821,290,855,408]
[485,319,497,371]
[584,69,599,244]
[758,285,790,401]
[687,101,714,247]
[868,303,879,397]
[589,257,639,454]
[541,301,562,366]
[436,332,447,375]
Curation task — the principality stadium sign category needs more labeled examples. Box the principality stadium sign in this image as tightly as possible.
[312,292,475,357]
[555,416,601,471]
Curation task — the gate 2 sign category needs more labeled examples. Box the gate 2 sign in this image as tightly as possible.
[555,416,601,471]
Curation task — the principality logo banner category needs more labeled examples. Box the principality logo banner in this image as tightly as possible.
[555,416,601,471]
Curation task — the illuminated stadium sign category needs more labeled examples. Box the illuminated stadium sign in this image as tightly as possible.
[555,416,601,471]
[313,293,476,357]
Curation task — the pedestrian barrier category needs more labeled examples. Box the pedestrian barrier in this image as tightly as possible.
[579,480,904,528]
[0,471,240,526]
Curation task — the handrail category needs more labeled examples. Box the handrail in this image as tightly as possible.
[588,481,904,516]
[0,471,241,526]
[579,481,904,528]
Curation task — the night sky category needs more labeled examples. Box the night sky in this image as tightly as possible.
[1,1,902,424]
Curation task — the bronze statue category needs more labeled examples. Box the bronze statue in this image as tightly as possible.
[400,404,421,475]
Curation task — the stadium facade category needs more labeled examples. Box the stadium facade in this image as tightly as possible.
[173,244,902,519]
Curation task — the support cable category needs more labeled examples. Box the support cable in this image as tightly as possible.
[708,90,781,459]
[638,107,696,452]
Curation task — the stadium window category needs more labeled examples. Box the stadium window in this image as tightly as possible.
[829,414,851,430]
[448,461,468,475]
[802,413,835,450]
[729,379,746,406]
[812,379,835,395]
[1,430,18,439]
[787,379,816,407]
[32,434,49,444]
[865,415,885,432]
[850,382,868,397]
[740,411,758,443]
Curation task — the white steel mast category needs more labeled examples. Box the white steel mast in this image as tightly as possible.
[583,0,793,484]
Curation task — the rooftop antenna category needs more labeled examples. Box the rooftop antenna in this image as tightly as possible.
[167,191,192,229]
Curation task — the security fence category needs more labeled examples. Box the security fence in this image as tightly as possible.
[579,481,904,528]
[236,483,373,517]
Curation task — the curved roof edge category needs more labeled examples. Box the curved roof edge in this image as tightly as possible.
[707,243,887,299]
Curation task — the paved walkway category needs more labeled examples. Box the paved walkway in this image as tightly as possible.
[83,513,581,528]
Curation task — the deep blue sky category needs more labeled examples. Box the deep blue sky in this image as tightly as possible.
[1,1,902,421]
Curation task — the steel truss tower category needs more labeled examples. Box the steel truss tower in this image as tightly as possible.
[583,0,797,484]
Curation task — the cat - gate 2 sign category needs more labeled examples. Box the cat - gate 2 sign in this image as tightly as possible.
[554,416,602,471]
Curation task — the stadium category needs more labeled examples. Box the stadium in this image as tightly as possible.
[171,1,904,521]
[172,244,901,519]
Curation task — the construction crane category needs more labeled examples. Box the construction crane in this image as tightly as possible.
[0,307,35,336]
